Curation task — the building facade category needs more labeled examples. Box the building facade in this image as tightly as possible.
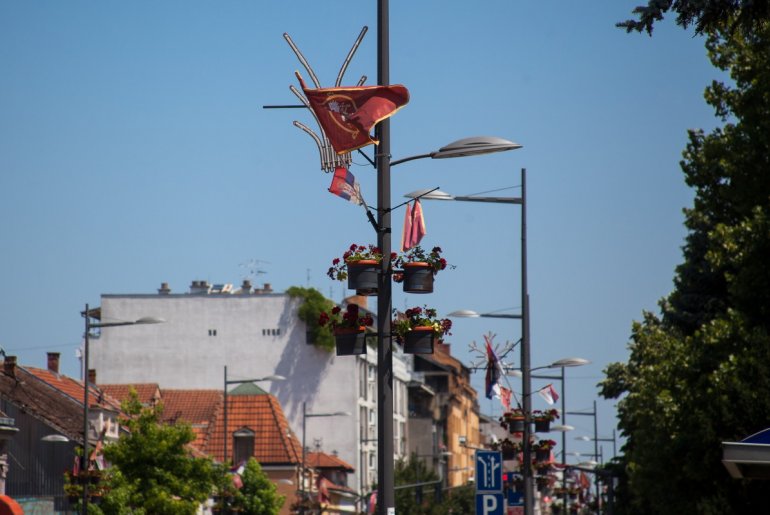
[89,280,411,495]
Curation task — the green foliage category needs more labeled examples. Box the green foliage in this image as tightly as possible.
[287,286,336,351]
[93,392,218,515]
[601,19,770,515]
[618,0,770,35]
[392,454,474,515]
[215,458,285,515]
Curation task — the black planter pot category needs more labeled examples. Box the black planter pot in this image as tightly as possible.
[347,260,378,294]
[403,327,435,354]
[335,328,367,356]
[402,263,434,294]
[508,417,526,433]
[534,418,551,432]
[535,448,551,462]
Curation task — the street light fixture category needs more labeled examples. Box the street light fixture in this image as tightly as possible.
[81,304,164,514]
[222,366,285,465]
[424,171,531,513]
[301,403,350,510]
[373,6,522,511]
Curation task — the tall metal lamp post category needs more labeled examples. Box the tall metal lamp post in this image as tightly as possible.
[300,403,350,511]
[222,366,285,465]
[568,400,601,513]
[81,304,164,515]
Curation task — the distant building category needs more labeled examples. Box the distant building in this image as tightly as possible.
[0,353,119,513]
[408,343,480,487]
[102,383,302,515]
[89,280,411,495]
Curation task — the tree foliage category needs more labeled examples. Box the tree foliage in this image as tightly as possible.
[393,454,475,515]
[287,286,336,351]
[214,458,285,515]
[618,0,770,35]
[95,394,217,514]
[600,19,770,514]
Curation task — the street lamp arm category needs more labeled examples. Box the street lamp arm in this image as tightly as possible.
[390,152,434,167]
[453,195,522,204]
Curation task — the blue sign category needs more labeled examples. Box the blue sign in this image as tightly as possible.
[475,450,503,492]
[475,492,504,515]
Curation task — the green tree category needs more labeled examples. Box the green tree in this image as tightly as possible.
[96,393,218,515]
[618,0,770,35]
[223,458,285,515]
[601,19,770,515]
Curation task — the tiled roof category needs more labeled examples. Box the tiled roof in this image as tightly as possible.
[206,393,302,466]
[100,383,161,406]
[0,363,95,442]
[24,367,122,412]
[306,451,354,472]
[160,389,222,450]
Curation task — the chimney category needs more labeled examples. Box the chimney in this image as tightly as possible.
[240,279,252,294]
[158,282,171,294]
[343,295,368,311]
[47,352,61,374]
[190,280,210,295]
[3,356,17,377]
[437,342,451,355]
[88,369,97,385]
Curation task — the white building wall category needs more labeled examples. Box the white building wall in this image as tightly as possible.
[90,289,409,494]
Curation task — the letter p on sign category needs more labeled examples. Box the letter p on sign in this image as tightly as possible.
[475,493,503,515]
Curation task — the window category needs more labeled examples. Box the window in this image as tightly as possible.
[263,328,281,336]
[233,428,255,464]
[208,329,217,336]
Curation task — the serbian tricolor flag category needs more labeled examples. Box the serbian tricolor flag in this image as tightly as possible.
[401,199,426,251]
[538,383,559,405]
[297,72,409,154]
[485,339,502,399]
[329,167,362,204]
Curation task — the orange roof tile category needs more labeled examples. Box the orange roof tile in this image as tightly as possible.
[306,451,354,472]
[206,393,302,466]
[24,366,122,411]
[100,383,161,406]
[160,389,222,450]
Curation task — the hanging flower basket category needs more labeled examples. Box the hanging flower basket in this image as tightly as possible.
[535,448,551,462]
[318,303,373,356]
[347,259,379,295]
[394,246,452,294]
[392,305,452,355]
[402,262,434,293]
[327,244,392,296]
[334,326,367,356]
[533,409,559,433]
[403,326,435,354]
[510,416,526,433]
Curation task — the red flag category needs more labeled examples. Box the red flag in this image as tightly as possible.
[328,167,362,204]
[402,200,426,250]
[297,72,409,154]
[579,471,591,490]
[499,385,512,410]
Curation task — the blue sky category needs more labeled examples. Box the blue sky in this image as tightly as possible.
[1,1,723,461]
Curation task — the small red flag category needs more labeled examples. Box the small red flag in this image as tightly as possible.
[402,200,426,251]
[297,72,409,154]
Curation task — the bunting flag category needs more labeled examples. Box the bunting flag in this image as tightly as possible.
[328,166,362,204]
[498,385,512,410]
[538,383,560,405]
[579,471,591,490]
[485,339,502,399]
[401,199,426,251]
[367,491,377,514]
[297,72,409,154]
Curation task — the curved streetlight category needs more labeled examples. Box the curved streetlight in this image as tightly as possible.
[223,367,286,465]
[390,136,522,167]
[81,305,164,515]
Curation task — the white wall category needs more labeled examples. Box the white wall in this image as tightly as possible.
[91,291,409,493]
